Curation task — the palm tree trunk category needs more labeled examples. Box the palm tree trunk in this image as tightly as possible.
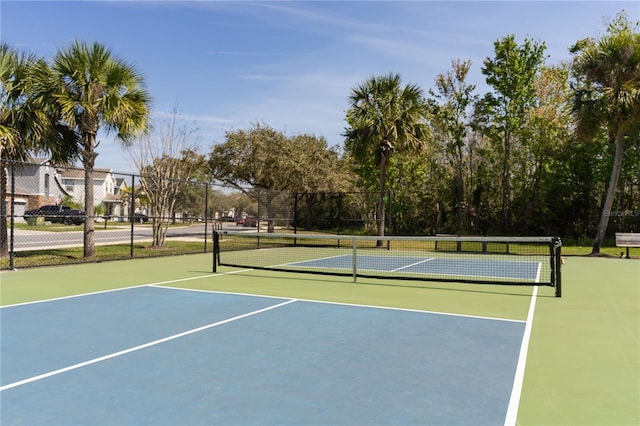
[592,127,625,254]
[82,133,97,258]
[83,165,96,257]
[377,153,388,247]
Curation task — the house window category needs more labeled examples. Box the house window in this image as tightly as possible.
[64,179,73,191]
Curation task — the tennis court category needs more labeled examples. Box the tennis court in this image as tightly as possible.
[288,254,543,281]
[1,252,638,425]
[1,285,526,425]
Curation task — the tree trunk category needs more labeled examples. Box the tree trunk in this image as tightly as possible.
[305,194,314,231]
[454,154,465,232]
[502,129,512,230]
[592,128,625,254]
[377,153,388,247]
[153,213,168,247]
[83,165,96,257]
[82,133,97,258]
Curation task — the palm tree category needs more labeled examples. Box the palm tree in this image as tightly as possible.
[344,73,430,242]
[0,44,50,164]
[0,43,29,259]
[571,13,640,254]
[1,43,78,258]
[46,41,150,257]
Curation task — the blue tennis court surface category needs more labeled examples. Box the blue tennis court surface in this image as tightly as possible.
[1,286,526,425]
[289,254,542,281]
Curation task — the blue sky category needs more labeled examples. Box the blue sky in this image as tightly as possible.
[2,0,637,173]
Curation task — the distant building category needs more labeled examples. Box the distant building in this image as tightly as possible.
[4,158,128,221]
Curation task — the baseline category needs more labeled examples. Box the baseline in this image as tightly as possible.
[0,269,253,309]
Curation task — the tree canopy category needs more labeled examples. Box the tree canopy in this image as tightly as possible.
[208,123,353,194]
[344,73,431,240]
[571,12,640,252]
[45,41,151,257]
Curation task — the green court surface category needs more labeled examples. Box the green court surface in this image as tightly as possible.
[1,254,638,425]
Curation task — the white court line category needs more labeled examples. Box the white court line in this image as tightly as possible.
[535,262,542,283]
[391,257,435,272]
[504,285,538,426]
[0,269,253,309]
[0,298,296,392]
[276,254,350,268]
[0,284,149,309]
[156,285,526,324]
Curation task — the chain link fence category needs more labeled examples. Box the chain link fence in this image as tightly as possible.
[2,160,390,270]
[248,189,383,233]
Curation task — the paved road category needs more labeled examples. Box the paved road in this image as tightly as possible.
[8,223,242,251]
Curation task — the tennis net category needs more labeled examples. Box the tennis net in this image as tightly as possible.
[213,231,562,297]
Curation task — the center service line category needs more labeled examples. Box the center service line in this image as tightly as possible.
[0,299,297,392]
[391,257,435,272]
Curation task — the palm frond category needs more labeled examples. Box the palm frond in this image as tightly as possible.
[345,73,430,164]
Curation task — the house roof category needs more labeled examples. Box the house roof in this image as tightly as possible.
[60,168,114,180]
[25,157,121,180]
[29,157,50,165]
[28,156,76,168]
[102,193,122,203]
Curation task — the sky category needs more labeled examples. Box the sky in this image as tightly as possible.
[2,0,638,174]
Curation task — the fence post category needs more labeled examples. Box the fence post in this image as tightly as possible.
[338,192,343,235]
[130,174,135,258]
[257,190,261,233]
[293,192,298,235]
[204,183,209,253]
[9,161,16,270]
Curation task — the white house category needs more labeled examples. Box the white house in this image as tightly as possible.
[5,158,68,218]
[59,167,124,218]
[5,158,127,220]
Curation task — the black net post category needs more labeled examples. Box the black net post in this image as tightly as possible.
[352,236,357,282]
[212,231,219,273]
[554,237,562,297]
